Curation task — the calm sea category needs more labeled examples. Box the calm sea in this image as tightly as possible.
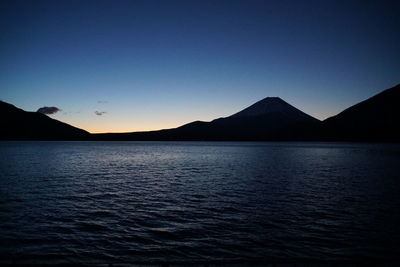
[0,141,399,264]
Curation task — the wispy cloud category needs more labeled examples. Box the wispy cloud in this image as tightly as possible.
[97,100,108,104]
[95,111,107,116]
[37,106,61,115]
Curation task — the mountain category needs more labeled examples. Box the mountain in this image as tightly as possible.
[0,100,89,140]
[94,97,320,141]
[230,97,312,120]
[2,83,399,141]
[319,84,400,141]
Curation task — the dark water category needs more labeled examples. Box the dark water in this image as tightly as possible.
[0,141,399,264]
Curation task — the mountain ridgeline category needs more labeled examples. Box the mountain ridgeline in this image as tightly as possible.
[319,84,400,141]
[0,101,89,140]
[1,84,399,141]
[94,97,320,141]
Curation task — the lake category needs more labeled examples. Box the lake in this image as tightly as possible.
[0,141,399,265]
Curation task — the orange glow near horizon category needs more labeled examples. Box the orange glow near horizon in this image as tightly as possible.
[69,120,187,134]
[57,115,208,134]
[57,112,334,134]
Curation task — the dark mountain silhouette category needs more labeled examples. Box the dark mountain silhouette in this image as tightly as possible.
[0,100,89,140]
[94,97,320,141]
[93,84,400,141]
[2,84,399,141]
[318,84,400,141]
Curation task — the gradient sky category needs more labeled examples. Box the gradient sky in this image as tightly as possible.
[1,0,399,133]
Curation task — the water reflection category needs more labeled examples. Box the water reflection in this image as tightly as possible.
[0,141,399,264]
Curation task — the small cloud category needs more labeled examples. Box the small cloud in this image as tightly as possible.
[95,111,107,116]
[97,100,108,104]
[37,106,61,115]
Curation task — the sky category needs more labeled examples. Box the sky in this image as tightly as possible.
[1,0,399,133]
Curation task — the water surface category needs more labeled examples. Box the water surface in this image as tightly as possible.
[0,141,399,264]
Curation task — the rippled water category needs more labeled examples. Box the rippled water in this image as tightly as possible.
[0,141,400,264]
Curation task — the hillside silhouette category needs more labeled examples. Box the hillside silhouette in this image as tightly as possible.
[318,84,400,141]
[0,101,89,140]
[1,84,399,141]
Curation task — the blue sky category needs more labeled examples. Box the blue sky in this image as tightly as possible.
[1,0,399,133]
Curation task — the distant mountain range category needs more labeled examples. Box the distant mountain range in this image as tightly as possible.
[94,96,320,141]
[1,84,399,141]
